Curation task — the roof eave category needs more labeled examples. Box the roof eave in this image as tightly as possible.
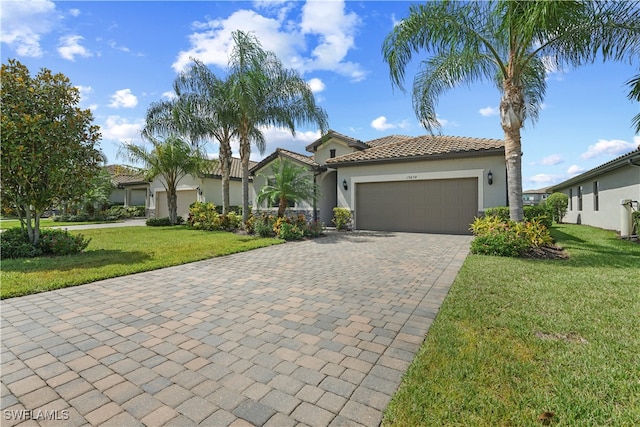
[549,151,640,191]
[326,148,505,167]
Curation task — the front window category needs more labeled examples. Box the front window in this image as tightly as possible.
[578,186,583,211]
[330,149,336,158]
[569,188,573,210]
[593,181,599,211]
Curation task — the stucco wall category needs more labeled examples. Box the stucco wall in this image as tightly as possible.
[335,155,507,214]
[555,165,640,232]
[313,138,360,165]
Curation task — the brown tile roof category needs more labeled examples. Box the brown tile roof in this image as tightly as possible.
[250,148,324,175]
[305,129,368,153]
[365,135,412,148]
[105,165,147,186]
[326,135,504,166]
[204,157,256,180]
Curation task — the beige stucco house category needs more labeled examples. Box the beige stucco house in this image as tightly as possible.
[549,148,640,235]
[251,130,507,235]
[106,165,149,207]
[148,157,257,219]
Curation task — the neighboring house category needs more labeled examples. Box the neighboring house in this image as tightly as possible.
[549,148,640,235]
[523,188,551,206]
[106,165,149,208]
[251,130,507,235]
[148,157,257,220]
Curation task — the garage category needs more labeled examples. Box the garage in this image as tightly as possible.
[355,178,478,234]
[156,189,197,219]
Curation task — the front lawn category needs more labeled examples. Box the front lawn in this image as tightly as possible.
[0,218,121,230]
[1,226,282,299]
[383,224,640,426]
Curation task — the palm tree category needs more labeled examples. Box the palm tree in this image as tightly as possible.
[227,30,329,223]
[628,74,640,133]
[118,135,208,225]
[257,158,321,218]
[383,0,640,221]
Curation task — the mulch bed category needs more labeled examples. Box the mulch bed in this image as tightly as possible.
[523,245,569,260]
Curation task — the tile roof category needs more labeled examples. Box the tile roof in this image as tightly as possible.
[250,148,324,174]
[326,134,504,166]
[204,157,256,180]
[305,129,368,153]
[365,135,413,148]
[105,165,147,186]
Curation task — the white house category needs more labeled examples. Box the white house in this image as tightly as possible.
[549,148,640,235]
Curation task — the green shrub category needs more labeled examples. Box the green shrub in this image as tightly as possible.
[187,202,243,232]
[484,205,552,228]
[39,229,91,256]
[277,222,305,241]
[332,207,352,230]
[252,213,322,240]
[103,205,145,219]
[0,228,41,259]
[470,215,553,257]
[0,228,90,259]
[254,215,276,237]
[146,217,182,226]
[545,192,569,223]
[632,211,640,235]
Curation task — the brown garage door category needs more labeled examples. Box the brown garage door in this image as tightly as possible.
[156,190,197,219]
[355,178,478,234]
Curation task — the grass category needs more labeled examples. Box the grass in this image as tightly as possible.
[1,226,282,299]
[383,224,640,426]
[0,218,121,230]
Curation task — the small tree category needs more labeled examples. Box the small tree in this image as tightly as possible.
[1,59,103,244]
[118,135,209,225]
[546,192,569,224]
[256,159,320,218]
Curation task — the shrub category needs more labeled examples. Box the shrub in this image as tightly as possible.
[0,228,41,259]
[484,205,552,228]
[254,214,276,237]
[470,215,553,257]
[103,205,145,219]
[39,229,91,256]
[633,211,640,235]
[277,222,305,241]
[187,202,243,232]
[146,217,182,226]
[332,208,352,230]
[545,192,569,223]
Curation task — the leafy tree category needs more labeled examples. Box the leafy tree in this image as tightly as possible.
[628,74,640,133]
[1,59,103,244]
[383,0,640,222]
[118,135,209,225]
[257,158,321,218]
[545,192,569,224]
[227,30,329,223]
[80,168,114,216]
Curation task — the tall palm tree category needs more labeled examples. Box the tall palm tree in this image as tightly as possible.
[383,0,640,221]
[628,74,640,133]
[118,135,208,225]
[257,158,321,218]
[227,30,329,223]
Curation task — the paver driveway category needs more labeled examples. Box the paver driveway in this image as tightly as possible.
[1,231,471,427]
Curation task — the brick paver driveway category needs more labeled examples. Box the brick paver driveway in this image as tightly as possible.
[1,231,471,426]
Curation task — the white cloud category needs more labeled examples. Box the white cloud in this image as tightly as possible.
[162,91,177,100]
[541,154,564,166]
[100,116,144,142]
[478,106,499,117]
[567,165,586,175]
[172,1,365,81]
[370,116,410,132]
[109,89,138,109]
[307,78,325,93]
[527,174,561,186]
[0,0,60,57]
[69,8,81,17]
[58,34,92,61]
[247,126,321,161]
[580,139,637,160]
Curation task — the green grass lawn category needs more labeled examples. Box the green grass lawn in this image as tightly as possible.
[383,224,640,426]
[0,218,121,230]
[1,226,282,299]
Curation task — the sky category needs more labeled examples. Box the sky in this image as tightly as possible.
[2,0,638,190]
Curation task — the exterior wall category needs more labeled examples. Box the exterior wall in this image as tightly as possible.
[555,165,640,232]
[312,138,361,165]
[317,171,337,225]
[200,178,245,208]
[335,155,507,215]
[109,188,147,207]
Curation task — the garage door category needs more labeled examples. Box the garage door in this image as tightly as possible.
[156,190,197,220]
[355,178,478,234]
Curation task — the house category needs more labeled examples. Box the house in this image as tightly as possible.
[251,130,507,235]
[522,187,551,206]
[106,165,149,208]
[549,148,640,235]
[148,157,257,219]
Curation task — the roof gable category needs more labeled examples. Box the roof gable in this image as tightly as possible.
[305,129,368,153]
[250,148,324,175]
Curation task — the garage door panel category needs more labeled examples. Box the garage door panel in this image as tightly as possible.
[356,178,477,234]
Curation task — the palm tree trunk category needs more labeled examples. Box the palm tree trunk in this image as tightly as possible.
[219,142,232,214]
[278,197,287,218]
[240,129,251,224]
[500,81,524,222]
[168,186,178,225]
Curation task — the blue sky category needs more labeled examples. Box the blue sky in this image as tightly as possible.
[2,0,638,190]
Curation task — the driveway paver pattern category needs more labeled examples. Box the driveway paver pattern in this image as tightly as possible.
[1,231,471,426]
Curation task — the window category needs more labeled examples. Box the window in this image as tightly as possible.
[593,181,599,211]
[570,189,575,210]
[578,186,583,211]
[329,149,336,158]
